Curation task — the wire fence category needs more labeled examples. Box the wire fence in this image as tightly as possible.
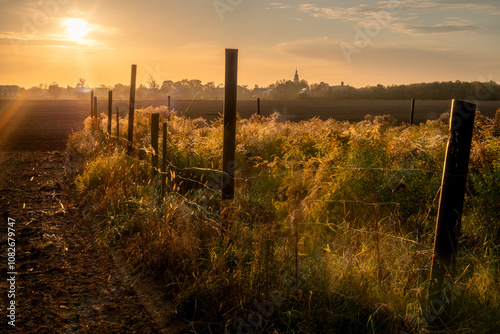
[86,112,444,248]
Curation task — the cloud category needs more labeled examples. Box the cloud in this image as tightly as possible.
[297,3,388,22]
[0,18,120,51]
[392,23,480,35]
[265,3,291,10]
[274,36,486,71]
[398,0,500,14]
[296,1,500,25]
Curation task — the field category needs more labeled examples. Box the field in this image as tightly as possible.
[65,106,500,333]
[1,98,499,332]
[1,99,499,151]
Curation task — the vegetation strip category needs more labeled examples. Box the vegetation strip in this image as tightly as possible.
[68,107,500,332]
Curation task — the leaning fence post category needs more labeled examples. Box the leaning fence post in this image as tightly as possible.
[428,99,476,324]
[151,113,159,178]
[410,98,415,125]
[90,90,94,118]
[127,64,137,155]
[161,122,167,201]
[93,96,98,132]
[222,48,238,200]
[116,107,120,145]
[108,91,113,134]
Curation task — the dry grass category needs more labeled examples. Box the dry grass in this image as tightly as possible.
[66,107,500,333]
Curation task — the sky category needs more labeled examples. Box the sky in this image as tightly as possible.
[0,0,499,89]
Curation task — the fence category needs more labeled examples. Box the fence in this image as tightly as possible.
[86,51,479,330]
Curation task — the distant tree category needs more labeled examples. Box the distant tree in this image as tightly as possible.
[270,79,308,100]
[76,78,87,88]
[26,86,45,99]
[113,83,129,99]
[48,82,63,99]
[147,75,160,90]
[188,79,203,91]
[160,80,174,94]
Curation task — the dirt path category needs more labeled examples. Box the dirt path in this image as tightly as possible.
[0,151,163,333]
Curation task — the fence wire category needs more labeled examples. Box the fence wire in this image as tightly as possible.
[93,121,443,238]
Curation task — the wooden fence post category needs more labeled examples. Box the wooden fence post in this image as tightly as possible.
[410,98,415,125]
[257,98,261,116]
[428,99,476,322]
[151,113,159,178]
[168,96,171,112]
[94,96,97,118]
[116,107,120,145]
[161,122,167,201]
[90,90,94,118]
[127,64,137,155]
[108,91,113,134]
[222,49,238,200]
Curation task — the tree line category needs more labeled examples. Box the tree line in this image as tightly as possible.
[15,78,499,101]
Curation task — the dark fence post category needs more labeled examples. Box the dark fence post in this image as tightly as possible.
[108,91,113,134]
[428,99,476,324]
[168,95,171,112]
[161,122,167,201]
[151,113,159,178]
[90,90,94,117]
[127,64,137,155]
[94,96,97,118]
[116,107,120,145]
[222,49,238,200]
[257,98,261,116]
[410,98,415,125]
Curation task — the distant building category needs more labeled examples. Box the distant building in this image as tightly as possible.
[293,69,299,83]
[0,85,19,98]
[331,81,349,90]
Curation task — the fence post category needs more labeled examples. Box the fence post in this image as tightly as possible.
[428,99,476,324]
[168,95,171,112]
[410,98,415,125]
[127,64,137,155]
[94,96,97,118]
[151,113,159,178]
[90,90,94,117]
[108,91,113,134]
[116,107,120,145]
[222,49,238,200]
[161,122,167,201]
[257,98,260,116]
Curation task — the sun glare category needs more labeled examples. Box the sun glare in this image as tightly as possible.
[64,18,90,43]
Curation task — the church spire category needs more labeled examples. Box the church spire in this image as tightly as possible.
[294,68,299,83]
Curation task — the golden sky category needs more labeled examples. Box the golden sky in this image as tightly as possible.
[1,0,499,88]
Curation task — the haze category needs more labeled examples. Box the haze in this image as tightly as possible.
[0,0,499,89]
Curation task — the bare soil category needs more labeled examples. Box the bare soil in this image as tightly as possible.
[0,151,169,333]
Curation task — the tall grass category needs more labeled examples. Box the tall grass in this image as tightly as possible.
[66,107,500,333]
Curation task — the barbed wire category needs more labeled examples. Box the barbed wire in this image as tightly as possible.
[295,222,429,247]
[91,126,443,220]
[312,199,401,206]
[102,128,441,177]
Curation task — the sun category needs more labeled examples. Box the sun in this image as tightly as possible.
[64,18,90,43]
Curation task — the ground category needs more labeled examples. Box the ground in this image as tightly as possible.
[0,100,187,333]
[0,151,167,333]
